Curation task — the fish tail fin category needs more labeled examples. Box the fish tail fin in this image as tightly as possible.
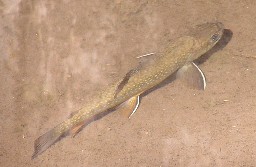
[32,125,67,159]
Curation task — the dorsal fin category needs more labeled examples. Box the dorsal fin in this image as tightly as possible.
[114,53,157,98]
[114,68,138,98]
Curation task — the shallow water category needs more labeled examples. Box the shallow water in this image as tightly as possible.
[1,0,256,166]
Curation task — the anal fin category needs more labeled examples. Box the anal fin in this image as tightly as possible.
[176,62,206,90]
[117,95,140,118]
[70,122,85,137]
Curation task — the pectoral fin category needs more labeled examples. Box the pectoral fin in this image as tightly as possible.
[117,95,140,118]
[176,62,206,90]
[136,52,155,59]
[137,52,157,66]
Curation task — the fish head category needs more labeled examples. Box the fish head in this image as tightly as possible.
[187,22,224,61]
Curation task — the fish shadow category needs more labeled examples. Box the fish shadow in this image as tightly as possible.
[141,29,233,98]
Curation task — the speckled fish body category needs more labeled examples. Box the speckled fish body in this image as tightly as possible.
[32,22,224,158]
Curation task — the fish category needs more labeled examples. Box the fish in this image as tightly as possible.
[32,22,224,159]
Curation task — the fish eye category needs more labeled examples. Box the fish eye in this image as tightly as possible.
[211,33,220,42]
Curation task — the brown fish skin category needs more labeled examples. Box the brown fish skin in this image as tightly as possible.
[32,22,224,159]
